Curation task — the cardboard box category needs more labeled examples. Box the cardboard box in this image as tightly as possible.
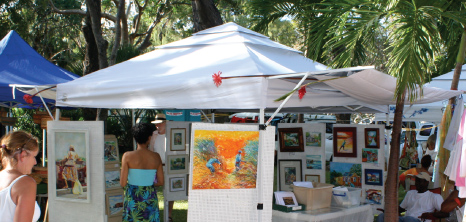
[292,182,334,210]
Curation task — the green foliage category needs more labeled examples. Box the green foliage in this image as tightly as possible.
[11,108,42,141]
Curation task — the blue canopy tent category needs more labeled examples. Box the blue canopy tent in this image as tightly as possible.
[0,30,79,108]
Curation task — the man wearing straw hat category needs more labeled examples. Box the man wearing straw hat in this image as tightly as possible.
[149,113,175,222]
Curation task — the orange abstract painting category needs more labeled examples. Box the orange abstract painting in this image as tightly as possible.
[192,130,259,189]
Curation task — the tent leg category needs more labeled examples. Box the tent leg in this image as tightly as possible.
[200,110,212,123]
[42,129,46,166]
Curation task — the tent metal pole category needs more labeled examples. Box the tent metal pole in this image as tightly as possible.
[259,109,265,124]
[55,108,60,121]
[265,72,310,126]
[42,129,46,166]
[34,86,54,120]
[132,109,136,150]
[200,110,212,122]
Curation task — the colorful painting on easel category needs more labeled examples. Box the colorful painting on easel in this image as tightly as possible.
[192,130,259,189]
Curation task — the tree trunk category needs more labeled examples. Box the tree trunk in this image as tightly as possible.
[109,0,125,65]
[297,114,304,123]
[86,0,109,69]
[82,14,100,75]
[384,91,405,222]
[191,0,223,33]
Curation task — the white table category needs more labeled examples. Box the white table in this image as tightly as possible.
[272,204,374,222]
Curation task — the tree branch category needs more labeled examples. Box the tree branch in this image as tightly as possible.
[48,0,117,22]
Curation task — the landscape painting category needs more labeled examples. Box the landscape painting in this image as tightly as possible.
[365,169,383,186]
[279,128,304,152]
[306,132,321,147]
[362,148,378,163]
[329,162,361,188]
[306,155,322,169]
[365,189,383,205]
[192,130,259,189]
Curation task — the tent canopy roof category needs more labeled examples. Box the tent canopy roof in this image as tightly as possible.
[0,30,79,108]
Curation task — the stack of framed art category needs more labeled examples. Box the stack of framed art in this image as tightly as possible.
[104,135,124,222]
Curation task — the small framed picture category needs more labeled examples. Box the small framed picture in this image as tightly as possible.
[279,128,304,152]
[305,174,320,183]
[278,159,302,191]
[362,148,378,163]
[365,128,380,148]
[365,189,383,205]
[169,177,186,192]
[365,169,383,186]
[104,135,119,164]
[104,165,122,190]
[167,154,189,174]
[170,128,186,151]
[306,155,322,169]
[333,127,357,158]
[306,132,322,147]
[105,190,124,217]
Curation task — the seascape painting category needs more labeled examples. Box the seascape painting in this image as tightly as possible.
[104,169,121,190]
[107,192,124,216]
[306,155,322,169]
[329,162,362,188]
[306,132,321,147]
[192,130,259,189]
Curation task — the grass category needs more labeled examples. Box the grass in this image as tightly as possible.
[157,187,188,222]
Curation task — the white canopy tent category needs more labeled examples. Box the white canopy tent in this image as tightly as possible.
[374,64,466,123]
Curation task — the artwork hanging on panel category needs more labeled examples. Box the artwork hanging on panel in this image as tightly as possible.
[306,132,321,147]
[333,127,357,157]
[104,135,119,164]
[362,148,378,163]
[170,128,186,151]
[306,155,322,169]
[279,128,304,152]
[365,169,383,186]
[305,174,320,183]
[278,159,302,191]
[192,130,259,189]
[170,177,186,192]
[104,166,122,190]
[365,189,383,205]
[329,162,361,188]
[53,130,90,202]
[167,154,189,174]
[365,128,380,148]
[106,190,124,217]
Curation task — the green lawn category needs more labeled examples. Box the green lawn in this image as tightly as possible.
[157,187,188,222]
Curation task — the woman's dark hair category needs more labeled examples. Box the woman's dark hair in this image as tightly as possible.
[421,155,432,169]
[132,123,153,144]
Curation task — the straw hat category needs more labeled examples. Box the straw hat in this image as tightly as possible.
[151,113,168,124]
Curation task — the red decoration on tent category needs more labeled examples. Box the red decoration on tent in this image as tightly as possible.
[298,86,306,99]
[23,94,33,104]
[212,71,222,87]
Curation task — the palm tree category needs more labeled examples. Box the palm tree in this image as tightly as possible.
[250,0,466,221]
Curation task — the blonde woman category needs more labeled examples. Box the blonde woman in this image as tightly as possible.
[0,131,40,221]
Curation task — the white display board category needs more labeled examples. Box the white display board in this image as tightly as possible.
[277,123,327,187]
[187,123,275,222]
[47,121,105,222]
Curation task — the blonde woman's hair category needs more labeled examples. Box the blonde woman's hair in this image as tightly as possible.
[0,131,39,170]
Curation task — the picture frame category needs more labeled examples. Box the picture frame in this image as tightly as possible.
[364,128,380,148]
[104,135,119,164]
[305,132,322,147]
[364,169,383,186]
[330,162,362,188]
[105,189,124,217]
[278,159,302,191]
[51,129,90,203]
[169,177,186,192]
[306,155,322,169]
[167,154,189,174]
[278,128,304,152]
[365,189,383,205]
[333,127,357,157]
[104,165,122,190]
[362,148,378,163]
[170,128,186,151]
[305,174,320,183]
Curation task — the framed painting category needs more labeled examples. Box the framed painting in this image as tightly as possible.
[167,154,189,174]
[333,127,357,157]
[279,128,304,152]
[365,128,380,148]
[104,135,119,164]
[362,148,378,163]
[106,190,124,217]
[306,132,322,147]
[365,169,383,186]
[52,129,90,202]
[329,162,362,188]
[170,128,186,151]
[169,177,186,192]
[278,159,302,191]
[306,155,322,169]
[104,165,122,190]
[305,174,320,183]
[191,129,259,189]
[365,189,383,205]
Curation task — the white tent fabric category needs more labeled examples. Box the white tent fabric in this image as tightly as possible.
[54,22,462,114]
[54,23,385,113]
[374,64,466,123]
